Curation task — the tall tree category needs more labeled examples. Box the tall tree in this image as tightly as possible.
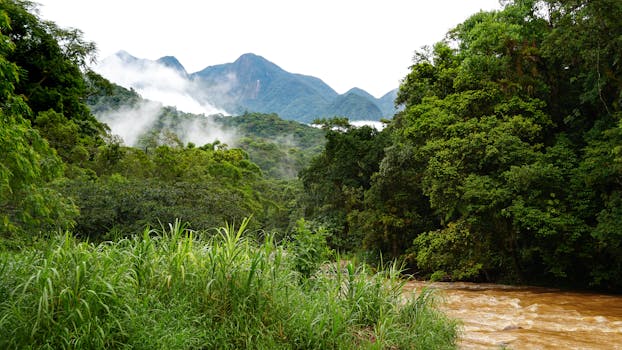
[300,119,389,250]
[0,7,76,235]
[0,0,106,164]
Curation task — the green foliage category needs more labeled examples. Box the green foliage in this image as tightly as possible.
[288,219,331,278]
[85,74,142,114]
[302,1,622,291]
[62,144,273,238]
[217,112,326,179]
[1,0,105,140]
[0,6,77,236]
[0,224,457,349]
[0,109,77,235]
[300,119,390,251]
[412,220,486,281]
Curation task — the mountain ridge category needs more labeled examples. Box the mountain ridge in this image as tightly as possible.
[100,51,399,122]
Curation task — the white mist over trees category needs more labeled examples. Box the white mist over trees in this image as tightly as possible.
[93,52,236,147]
[96,51,227,116]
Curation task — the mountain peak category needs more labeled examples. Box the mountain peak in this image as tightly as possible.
[157,56,187,76]
[235,53,265,62]
[233,53,281,71]
[114,50,138,62]
[345,87,376,100]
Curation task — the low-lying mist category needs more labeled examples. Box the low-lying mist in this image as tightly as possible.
[97,100,237,148]
[97,100,162,146]
[96,53,226,116]
[93,53,237,147]
[350,120,386,130]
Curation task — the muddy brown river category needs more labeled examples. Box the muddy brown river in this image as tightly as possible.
[404,281,622,349]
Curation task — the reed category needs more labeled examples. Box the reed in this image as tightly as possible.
[0,222,457,349]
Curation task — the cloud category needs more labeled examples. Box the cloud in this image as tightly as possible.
[350,120,386,130]
[160,114,238,147]
[190,72,240,114]
[95,53,228,116]
[98,100,236,148]
[97,100,162,146]
[92,52,238,147]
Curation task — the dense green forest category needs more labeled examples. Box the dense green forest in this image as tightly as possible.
[302,0,622,291]
[2,0,621,292]
[1,0,621,304]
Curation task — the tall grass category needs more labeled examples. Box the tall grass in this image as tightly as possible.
[0,221,457,349]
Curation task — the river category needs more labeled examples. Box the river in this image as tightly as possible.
[404,281,622,349]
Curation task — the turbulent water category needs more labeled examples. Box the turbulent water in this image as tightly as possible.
[404,281,622,349]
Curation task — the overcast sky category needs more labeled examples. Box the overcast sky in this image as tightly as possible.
[36,0,502,97]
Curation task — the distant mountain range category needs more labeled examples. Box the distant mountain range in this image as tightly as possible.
[98,51,399,123]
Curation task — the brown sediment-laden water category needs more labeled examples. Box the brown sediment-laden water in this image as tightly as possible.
[404,281,622,349]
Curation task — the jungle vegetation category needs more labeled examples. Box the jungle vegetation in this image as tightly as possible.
[302,0,622,291]
[1,1,621,347]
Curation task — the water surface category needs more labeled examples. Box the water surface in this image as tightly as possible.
[404,281,622,349]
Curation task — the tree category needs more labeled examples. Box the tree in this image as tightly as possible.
[0,0,106,153]
[376,0,622,290]
[0,8,76,235]
[300,119,389,250]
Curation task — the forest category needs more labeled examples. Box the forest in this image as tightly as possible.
[0,0,621,348]
[303,0,622,291]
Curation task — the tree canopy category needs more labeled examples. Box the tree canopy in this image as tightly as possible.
[0,3,77,235]
[302,0,622,291]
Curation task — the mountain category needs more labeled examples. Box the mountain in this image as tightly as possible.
[327,92,383,120]
[98,51,399,123]
[378,89,400,117]
[156,56,188,77]
[191,53,333,122]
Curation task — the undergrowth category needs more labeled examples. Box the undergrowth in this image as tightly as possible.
[0,219,457,349]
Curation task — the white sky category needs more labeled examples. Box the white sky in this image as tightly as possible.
[36,0,502,98]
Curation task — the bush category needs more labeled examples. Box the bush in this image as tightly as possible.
[289,218,331,278]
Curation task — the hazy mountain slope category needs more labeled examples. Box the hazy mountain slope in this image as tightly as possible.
[292,73,339,101]
[98,51,398,122]
[86,81,326,179]
[156,56,188,77]
[191,53,332,122]
[325,92,383,120]
[345,87,377,102]
[378,89,400,117]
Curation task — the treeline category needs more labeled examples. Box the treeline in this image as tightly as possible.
[301,0,622,291]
